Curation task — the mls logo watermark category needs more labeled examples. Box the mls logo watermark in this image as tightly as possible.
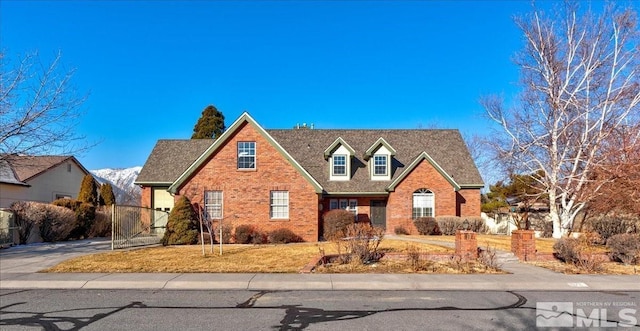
[537,301,638,328]
[537,302,574,327]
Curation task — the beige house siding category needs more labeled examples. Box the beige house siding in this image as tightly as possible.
[0,160,86,208]
[0,184,29,209]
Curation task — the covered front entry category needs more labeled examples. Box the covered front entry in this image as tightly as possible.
[370,200,387,229]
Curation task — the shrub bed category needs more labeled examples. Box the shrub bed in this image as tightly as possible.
[607,233,640,265]
[323,209,354,240]
[10,201,77,242]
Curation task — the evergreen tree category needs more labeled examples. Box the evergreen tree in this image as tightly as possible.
[160,196,199,245]
[77,174,98,205]
[99,183,116,206]
[191,105,225,139]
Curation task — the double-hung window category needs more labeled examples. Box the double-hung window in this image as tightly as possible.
[238,142,256,169]
[412,188,434,218]
[329,198,358,220]
[332,155,347,176]
[270,191,289,219]
[204,190,223,219]
[373,155,387,176]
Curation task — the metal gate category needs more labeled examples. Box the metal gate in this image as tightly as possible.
[111,205,169,250]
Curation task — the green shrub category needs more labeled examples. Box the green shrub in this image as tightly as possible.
[607,234,640,265]
[78,174,98,205]
[394,225,410,235]
[268,228,302,244]
[588,216,639,243]
[69,203,96,239]
[161,196,199,245]
[88,207,112,238]
[414,217,441,235]
[234,224,255,244]
[99,183,116,206]
[323,209,354,240]
[52,199,97,239]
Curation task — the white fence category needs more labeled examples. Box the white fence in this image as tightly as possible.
[111,205,169,250]
[0,209,17,247]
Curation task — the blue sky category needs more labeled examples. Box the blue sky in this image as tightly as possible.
[4,1,548,170]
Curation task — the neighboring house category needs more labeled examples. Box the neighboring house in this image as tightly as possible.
[135,112,484,242]
[0,155,91,209]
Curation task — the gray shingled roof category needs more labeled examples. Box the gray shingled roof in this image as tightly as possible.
[267,129,484,193]
[135,139,215,184]
[137,130,484,193]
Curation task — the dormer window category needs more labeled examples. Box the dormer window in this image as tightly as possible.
[373,155,387,176]
[365,138,395,181]
[324,137,355,181]
[332,155,347,176]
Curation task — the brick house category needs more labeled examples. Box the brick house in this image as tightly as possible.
[135,112,484,242]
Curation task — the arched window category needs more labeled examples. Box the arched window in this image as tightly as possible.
[412,188,434,218]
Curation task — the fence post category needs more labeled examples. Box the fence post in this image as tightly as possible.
[111,204,115,250]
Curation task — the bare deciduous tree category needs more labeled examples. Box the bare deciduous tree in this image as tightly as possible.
[0,51,88,158]
[482,2,640,238]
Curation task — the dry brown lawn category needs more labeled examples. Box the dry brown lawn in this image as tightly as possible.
[406,234,559,253]
[529,260,639,275]
[44,239,452,273]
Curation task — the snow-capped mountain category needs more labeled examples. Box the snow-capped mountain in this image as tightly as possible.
[91,166,142,205]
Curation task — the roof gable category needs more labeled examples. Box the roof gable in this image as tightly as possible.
[135,139,215,185]
[167,112,323,194]
[364,137,397,160]
[323,137,355,160]
[267,129,484,194]
[387,152,459,191]
[0,154,90,183]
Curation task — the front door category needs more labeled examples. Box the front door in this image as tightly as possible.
[370,200,387,229]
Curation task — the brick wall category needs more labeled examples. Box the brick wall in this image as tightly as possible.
[457,188,482,217]
[176,122,320,242]
[386,159,458,234]
[511,230,536,261]
[141,186,151,209]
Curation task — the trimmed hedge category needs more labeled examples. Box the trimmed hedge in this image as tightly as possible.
[414,217,441,235]
[10,201,77,242]
[268,228,302,244]
[435,216,488,235]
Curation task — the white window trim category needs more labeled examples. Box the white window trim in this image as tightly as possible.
[332,154,347,176]
[329,198,358,221]
[205,190,223,220]
[270,190,289,219]
[238,141,256,170]
[412,189,435,219]
[372,155,388,176]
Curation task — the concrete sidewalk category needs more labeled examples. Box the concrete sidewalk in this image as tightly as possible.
[1,237,639,291]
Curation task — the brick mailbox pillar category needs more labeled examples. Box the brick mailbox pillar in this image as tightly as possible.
[511,230,536,261]
[455,230,478,259]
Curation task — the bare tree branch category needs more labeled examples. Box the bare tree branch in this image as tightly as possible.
[0,51,91,159]
[482,2,640,238]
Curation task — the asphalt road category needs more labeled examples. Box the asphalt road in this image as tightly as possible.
[1,289,638,330]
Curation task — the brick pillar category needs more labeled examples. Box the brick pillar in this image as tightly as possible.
[455,230,477,259]
[511,230,536,261]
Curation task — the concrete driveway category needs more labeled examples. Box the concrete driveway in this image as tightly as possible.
[0,238,111,274]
